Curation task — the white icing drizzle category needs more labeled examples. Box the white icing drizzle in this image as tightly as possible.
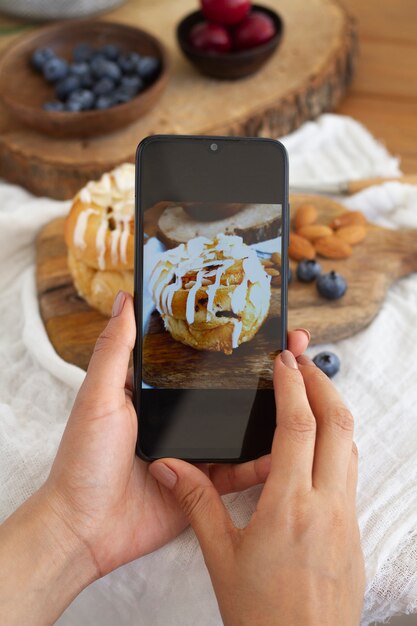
[231,319,243,348]
[110,228,121,266]
[186,270,204,325]
[119,218,130,265]
[79,188,91,203]
[73,208,99,250]
[96,219,108,270]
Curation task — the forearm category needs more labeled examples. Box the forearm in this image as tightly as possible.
[0,488,97,626]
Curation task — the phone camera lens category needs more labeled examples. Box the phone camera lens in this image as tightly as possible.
[210,142,218,152]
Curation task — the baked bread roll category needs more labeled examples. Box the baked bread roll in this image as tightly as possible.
[64,163,135,315]
[149,234,271,355]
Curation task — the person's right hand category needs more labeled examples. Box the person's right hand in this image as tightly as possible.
[150,350,365,626]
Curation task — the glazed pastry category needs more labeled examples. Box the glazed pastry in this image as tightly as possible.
[64,163,135,315]
[149,234,271,355]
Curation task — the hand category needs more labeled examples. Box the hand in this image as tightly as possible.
[41,292,310,578]
[150,351,365,626]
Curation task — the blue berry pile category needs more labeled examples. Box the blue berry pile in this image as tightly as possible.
[31,43,161,112]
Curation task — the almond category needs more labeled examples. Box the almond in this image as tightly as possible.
[330,210,367,229]
[261,259,274,267]
[265,267,280,277]
[294,204,318,229]
[288,233,316,261]
[314,235,352,259]
[271,252,281,266]
[297,224,333,241]
[335,224,367,245]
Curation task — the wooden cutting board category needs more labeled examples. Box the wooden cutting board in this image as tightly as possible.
[36,195,417,374]
[0,0,357,199]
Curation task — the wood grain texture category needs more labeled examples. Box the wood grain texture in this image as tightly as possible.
[0,0,357,199]
[36,195,417,374]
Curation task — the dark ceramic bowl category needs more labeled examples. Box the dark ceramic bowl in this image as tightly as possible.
[176,5,283,80]
[0,20,170,138]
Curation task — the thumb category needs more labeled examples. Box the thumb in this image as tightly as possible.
[78,291,136,409]
[150,459,236,564]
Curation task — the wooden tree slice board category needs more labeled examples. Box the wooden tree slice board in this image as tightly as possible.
[36,195,417,376]
[0,0,357,199]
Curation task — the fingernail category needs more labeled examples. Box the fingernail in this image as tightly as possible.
[295,328,311,342]
[297,354,314,366]
[150,462,177,490]
[280,350,298,369]
[112,291,126,317]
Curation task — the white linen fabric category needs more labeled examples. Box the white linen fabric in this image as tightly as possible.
[0,113,416,625]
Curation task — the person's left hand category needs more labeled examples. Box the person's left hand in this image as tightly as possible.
[40,291,310,580]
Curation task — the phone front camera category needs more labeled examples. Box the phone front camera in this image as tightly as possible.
[210,143,218,152]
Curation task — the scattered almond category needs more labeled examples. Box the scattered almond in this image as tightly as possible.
[271,274,282,287]
[314,235,352,259]
[271,252,281,266]
[261,259,274,267]
[297,224,333,241]
[330,210,367,229]
[288,233,316,261]
[294,204,318,229]
[335,224,367,245]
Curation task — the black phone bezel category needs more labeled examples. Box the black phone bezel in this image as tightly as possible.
[133,134,289,463]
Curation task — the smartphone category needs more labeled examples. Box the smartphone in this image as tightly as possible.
[133,135,288,463]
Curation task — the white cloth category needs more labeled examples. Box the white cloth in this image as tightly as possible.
[0,113,416,625]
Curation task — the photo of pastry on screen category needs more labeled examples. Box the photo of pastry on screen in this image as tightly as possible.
[141,201,283,389]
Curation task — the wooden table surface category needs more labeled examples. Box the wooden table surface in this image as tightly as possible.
[0,0,416,173]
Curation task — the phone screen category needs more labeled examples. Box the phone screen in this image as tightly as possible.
[134,136,288,461]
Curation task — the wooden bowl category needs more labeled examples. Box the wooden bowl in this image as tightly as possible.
[0,20,170,138]
[176,5,283,80]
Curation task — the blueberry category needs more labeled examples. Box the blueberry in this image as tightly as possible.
[43,101,65,112]
[136,56,160,82]
[93,77,116,96]
[317,270,347,300]
[101,44,120,60]
[118,52,141,75]
[313,351,341,378]
[67,89,95,110]
[43,57,68,83]
[31,47,55,72]
[69,62,90,77]
[73,43,95,63]
[65,99,84,112]
[80,71,94,89]
[113,88,134,105]
[120,75,144,96]
[55,75,81,100]
[297,259,322,283]
[91,57,121,82]
[95,95,116,110]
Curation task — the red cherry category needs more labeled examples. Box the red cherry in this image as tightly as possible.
[189,21,232,53]
[233,11,276,50]
[201,0,251,26]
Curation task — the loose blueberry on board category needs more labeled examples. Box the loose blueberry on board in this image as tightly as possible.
[55,75,81,100]
[201,0,251,25]
[189,22,232,53]
[43,101,65,112]
[316,270,347,300]
[136,56,160,82]
[233,11,276,50]
[297,259,322,283]
[31,47,55,71]
[118,52,141,75]
[67,89,95,110]
[93,77,116,96]
[43,57,69,82]
[101,44,120,60]
[313,351,341,378]
[73,43,95,63]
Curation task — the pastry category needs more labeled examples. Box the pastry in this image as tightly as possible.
[64,163,135,315]
[158,202,281,248]
[149,234,271,355]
